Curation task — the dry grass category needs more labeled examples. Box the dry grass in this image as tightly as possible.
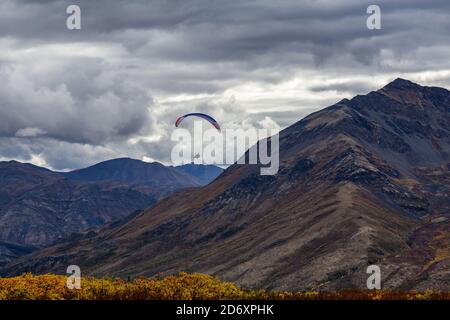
[0,273,449,300]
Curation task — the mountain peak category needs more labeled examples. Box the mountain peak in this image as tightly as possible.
[376,78,432,107]
[382,78,422,91]
[102,157,157,165]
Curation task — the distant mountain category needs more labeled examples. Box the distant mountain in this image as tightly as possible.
[4,79,450,291]
[0,240,37,267]
[63,158,201,195]
[0,160,157,247]
[175,164,223,185]
[0,159,216,266]
[0,161,60,207]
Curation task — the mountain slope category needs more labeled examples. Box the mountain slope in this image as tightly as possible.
[0,240,38,267]
[175,164,224,186]
[4,79,450,291]
[0,159,219,254]
[0,161,157,248]
[63,158,201,195]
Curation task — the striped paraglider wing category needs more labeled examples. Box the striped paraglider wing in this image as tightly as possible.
[174,113,221,131]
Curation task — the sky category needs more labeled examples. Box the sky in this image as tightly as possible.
[1,0,450,170]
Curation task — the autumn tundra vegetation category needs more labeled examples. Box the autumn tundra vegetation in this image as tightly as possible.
[0,273,448,300]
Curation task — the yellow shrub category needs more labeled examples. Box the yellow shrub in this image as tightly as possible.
[0,273,448,300]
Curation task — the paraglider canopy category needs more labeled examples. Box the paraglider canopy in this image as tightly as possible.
[175,113,221,131]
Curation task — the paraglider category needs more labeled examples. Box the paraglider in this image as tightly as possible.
[175,113,221,131]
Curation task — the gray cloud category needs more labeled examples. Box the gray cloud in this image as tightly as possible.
[1,0,450,169]
[0,60,153,145]
[309,80,374,95]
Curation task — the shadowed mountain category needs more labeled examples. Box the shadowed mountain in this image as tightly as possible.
[0,160,157,247]
[175,164,224,186]
[0,159,218,265]
[0,241,38,267]
[3,79,450,291]
[63,158,201,195]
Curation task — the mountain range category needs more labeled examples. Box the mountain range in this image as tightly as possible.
[0,159,222,266]
[62,158,204,195]
[2,79,449,291]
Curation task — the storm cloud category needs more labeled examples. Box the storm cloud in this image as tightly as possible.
[1,0,450,169]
